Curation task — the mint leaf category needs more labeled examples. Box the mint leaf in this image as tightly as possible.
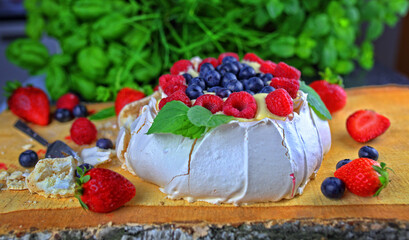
[187,106,234,128]
[88,106,116,120]
[299,81,332,120]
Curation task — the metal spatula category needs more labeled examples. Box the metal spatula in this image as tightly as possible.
[14,120,81,162]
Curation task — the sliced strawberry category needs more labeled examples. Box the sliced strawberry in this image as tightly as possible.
[170,60,193,75]
[243,53,264,64]
[218,52,239,64]
[346,110,390,143]
[198,57,219,72]
[273,62,301,80]
[259,61,277,74]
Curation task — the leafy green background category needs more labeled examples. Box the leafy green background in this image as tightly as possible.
[6,0,409,101]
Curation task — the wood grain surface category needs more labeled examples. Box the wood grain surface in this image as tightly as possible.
[0,85,409,233]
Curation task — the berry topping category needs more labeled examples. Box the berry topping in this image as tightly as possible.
[56,93,80,112]
[198,57,219,71]
[222,56,239,64]
[203,70,221,87]
[72,104,88,118]
[75,163,94,178]
[261,73,274,85]
[164,84,188,96]
[185,84,204,100]
[215,88,232,98]
[159,90,192,110]
[265,89,293,117]
[54,108,73,122]
[244,77,264,93]
[336,159,352,170]
[260,86,275,94]
[260,60,277,74]
[223,91,257,119]
[358,146,379,161]
[170,59,193,75]
[334,158,390,197]
[199,62,216,78]
[243,53,264,64]
[218,52,239,64]
[270,77,300,99]
[225,80,244,92]
[70,118,97,145]
[115,88,146,115]
[219,62,239,75]
[19,150,39,168]
[189,77,206,90]
[346,110,390,143]
[96,138,114,149]
[273,62,301,80]
[194,94,224,114]
[309,80,347,114]
[158,74,186,91]
[221,73,237,87]
[238,65,256,80]
[182,73,193,84]
[321,177,345,199]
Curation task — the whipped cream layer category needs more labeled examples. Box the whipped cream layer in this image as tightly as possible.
[116,91,331,205]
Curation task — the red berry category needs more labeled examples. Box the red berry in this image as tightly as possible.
[270,77,300,99]
[309,80,347,114]
[198,57,219,71]
[8,86,50,125]
[163,84,187,96]
[56,93,80,112]
[158,74,186,91]
[218,52,239,64]
[79,168,136,213]
[170,59,193,75]
[194,94,224,114]
[243,53,264,64]
[265,89,294,117]
[346,110,390,143]
[158,90,192,110]
[222,92,257,119]
[70,118,97,145]
[259,61,277,74]
[153,85,159,92]
[115,88,146,115]
[273,62,301,80]
[334,158,390,197]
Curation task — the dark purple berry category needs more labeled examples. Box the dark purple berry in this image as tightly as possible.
[72,104,88,118]
[244,77,264,93]
[54,108,73,122]
[238,65,256,80]
[260,86,275,94]
[96,138,114,149]
[204,70,221,87]
[189,77,206,89]
[358,146,379,161]
[215,88,232,98]
[336,159,352,170]
[221,73,237,87]
[19,150,39,168]
[225,80,243,92]
[75,163,94,178]
[186,84,203,99]
[321,177,345,199]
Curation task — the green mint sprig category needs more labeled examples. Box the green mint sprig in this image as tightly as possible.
[299,81,332,120]
[147,101,234,139]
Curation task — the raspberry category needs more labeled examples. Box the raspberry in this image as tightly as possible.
[70,118,97,145]
[265,89,294,117]
[194,94,224,114]
[158,90,192,110]
[153,85,159,92]
[163,84,187,96]
[243,53,264,64]
[218,52,239,64]
[170,60,193,75]
[223,92,257,119]
[273,62,301,80]
[56,93,80,112]
[198,57,219,72]
[159,74,186,91]
[260,61,277,74]
[270,77,300,99]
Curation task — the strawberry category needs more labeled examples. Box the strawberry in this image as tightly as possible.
[346,110,390,143]
[198,57,219,72]
[218,52,239,64]
[269,77,300,99]
[76,167,136,213]
[6,82,50,126]
[243,53,264,64]
[273,62,301,80]
[56,93,80,112]
[259,60,276,74]
[170,60,194,75]
[334,158,390,197]
[115,88,146,115]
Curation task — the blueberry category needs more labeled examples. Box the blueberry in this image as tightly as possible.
[54,108,73,122]
[358,146,379,161]
[321,177,345,199]
[336,159,352,170]
[186,84,204,99]
[222,56,238,64]
[260,86,275,94]
[244,77,264,93]
[234,62,244,70]
[204,70,221,88]
[225,80,244,92]
[261,73,273,85]
[72,104,88,118]
[208,86,222,93]
[216,64,225,75]
[238,66,256,80]
[75,163,94,178]
[220,63,239,75]
[215,88,232,98]
[199,63,215,78]
[182,73,193,84]
[221,73,237,87]
[255,73,263,78]
[96,138,114,149]
[245,90,255,95]
[19,150,39,168]
[189,77,206,90]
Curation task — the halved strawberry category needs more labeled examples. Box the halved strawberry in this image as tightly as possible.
[243,53,264,64]
[170,60,194,75]
[346,110,390,143]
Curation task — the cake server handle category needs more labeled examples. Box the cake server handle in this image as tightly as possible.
[14,120,49,146]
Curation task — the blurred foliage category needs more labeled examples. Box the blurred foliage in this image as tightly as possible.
[6,0,409,101]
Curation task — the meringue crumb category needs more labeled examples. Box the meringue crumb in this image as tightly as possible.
[0,171,9,181]
[7,171,28,190]
[22,144,34,150]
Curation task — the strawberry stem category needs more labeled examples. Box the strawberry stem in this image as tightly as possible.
[75,166,91,210]
[373,162,391,197]
[319,68,344,87]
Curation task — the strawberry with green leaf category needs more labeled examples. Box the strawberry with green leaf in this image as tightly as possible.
[334,158,391,197]
[75,167,136,213]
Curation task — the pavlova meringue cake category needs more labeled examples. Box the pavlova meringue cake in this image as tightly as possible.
[116,54,332,205]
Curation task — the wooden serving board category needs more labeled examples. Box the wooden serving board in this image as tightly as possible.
[1,85,409,233]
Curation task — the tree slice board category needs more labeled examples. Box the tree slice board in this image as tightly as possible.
[0,85,408,234]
